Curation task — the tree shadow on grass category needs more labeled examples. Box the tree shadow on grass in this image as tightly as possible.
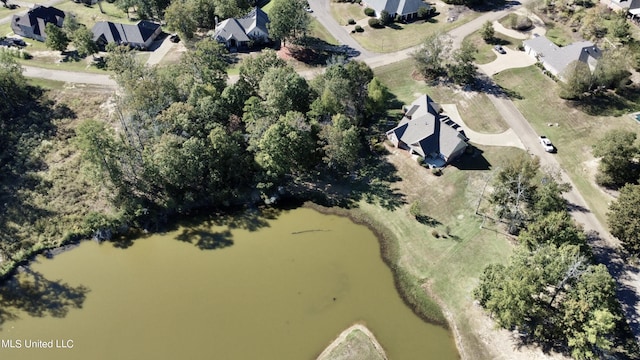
[415,214,442,226]
[474,74,523,100]
[0,269,89,330]
[568,87,640,117]
[288,37,361,65]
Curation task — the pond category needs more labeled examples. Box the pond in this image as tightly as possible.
[0,208,458,359]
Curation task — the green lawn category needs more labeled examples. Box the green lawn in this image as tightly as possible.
[57,0,135,28]
[330,2,367,25]
[374,59,508,133]
[464,30,523,65]
[544,22,573,46]
[494,66,640,225]
[347,3,481,53]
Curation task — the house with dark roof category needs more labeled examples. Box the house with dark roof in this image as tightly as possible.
[11,5,65,42]
[212,7,270,49]
[91,20,162,50]
[386,95,468,167]
[523,35,601,81]
[365,0,429,21]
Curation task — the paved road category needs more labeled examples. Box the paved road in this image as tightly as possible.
[23,65,117,86]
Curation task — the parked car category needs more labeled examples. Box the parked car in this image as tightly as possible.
[494,45,506,54]
[539,136,556,153]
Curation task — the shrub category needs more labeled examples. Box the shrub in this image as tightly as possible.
[416,156,424,164]
[409,201,421,218]
[354,0,362,3]
[395,14,402,23]
[431,168,442,176]
[355,25,364,32]
[418,5,430,19]
[364,7,375,16]
[431,229,440,238]
[348,18,356,25]
[368,18,383,28]
[509,15,533,31]
[380,10,391,24]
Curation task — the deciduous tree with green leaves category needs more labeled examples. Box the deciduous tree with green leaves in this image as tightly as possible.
[480,20,495,43]
[71,26,98,57]
[164,0,198,40]
[592,129,639,188]
[320,114,362,172]
[608,184,640,256]
[45,23,69,52]
[412,32,452,81]
[267,0,309,46]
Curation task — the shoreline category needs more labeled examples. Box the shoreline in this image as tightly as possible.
[315,323,388,360]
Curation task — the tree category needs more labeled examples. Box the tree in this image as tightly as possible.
[44,23,69,52]
[532,172,570,216]
[593,47,631,90]
[518,211,588,252]
[320,114,362,172]
[480,21,495,43]
[71,26,98,57]
[255,111,317,187]
[562,265,618,360]
[267,0,309,46]
[180,39,230,91]
[560,61,593,99]
[237,50,286,96]
[366,77,392,116]
[411,32,452,81]
[607,184,640,256]
[489,154,540,233]
[212,0,249,19]
[448,40,477,85]
[258,66,311,117]
[164,0,198,40]
[592,129,639,188]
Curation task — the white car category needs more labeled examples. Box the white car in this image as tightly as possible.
[539,136,556,153]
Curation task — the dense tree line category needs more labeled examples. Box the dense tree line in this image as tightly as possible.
[76,43,390,228]
[476,152,636,358]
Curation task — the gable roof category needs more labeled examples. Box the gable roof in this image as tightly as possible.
[237,7,269,35]
[213,18,251,42]
[387,95,467,159]
[365,0,427,16]
[524,35,601,76]
[11,5,65,38]
[213,7,269,43]
[91,20,161,45]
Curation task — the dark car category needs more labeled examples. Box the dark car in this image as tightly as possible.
[169,34,180,43]
[494,45,506,54]
[6,38,26,47]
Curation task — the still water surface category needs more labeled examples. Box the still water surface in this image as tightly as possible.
[0,208,458,359]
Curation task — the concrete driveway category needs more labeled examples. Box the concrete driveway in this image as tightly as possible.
[477,47,536,76]
[440,103,525,149]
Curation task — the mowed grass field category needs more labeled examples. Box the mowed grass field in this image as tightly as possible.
[494,66,640,226]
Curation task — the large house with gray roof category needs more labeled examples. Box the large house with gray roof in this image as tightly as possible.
[11,5,65,42]
[386,95,468,167]
[523,35,601,81]
[365,0,429,21]
[91,20,162,50]
[213,7,270,49]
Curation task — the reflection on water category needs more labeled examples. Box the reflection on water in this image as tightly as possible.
[0,208,458,360]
